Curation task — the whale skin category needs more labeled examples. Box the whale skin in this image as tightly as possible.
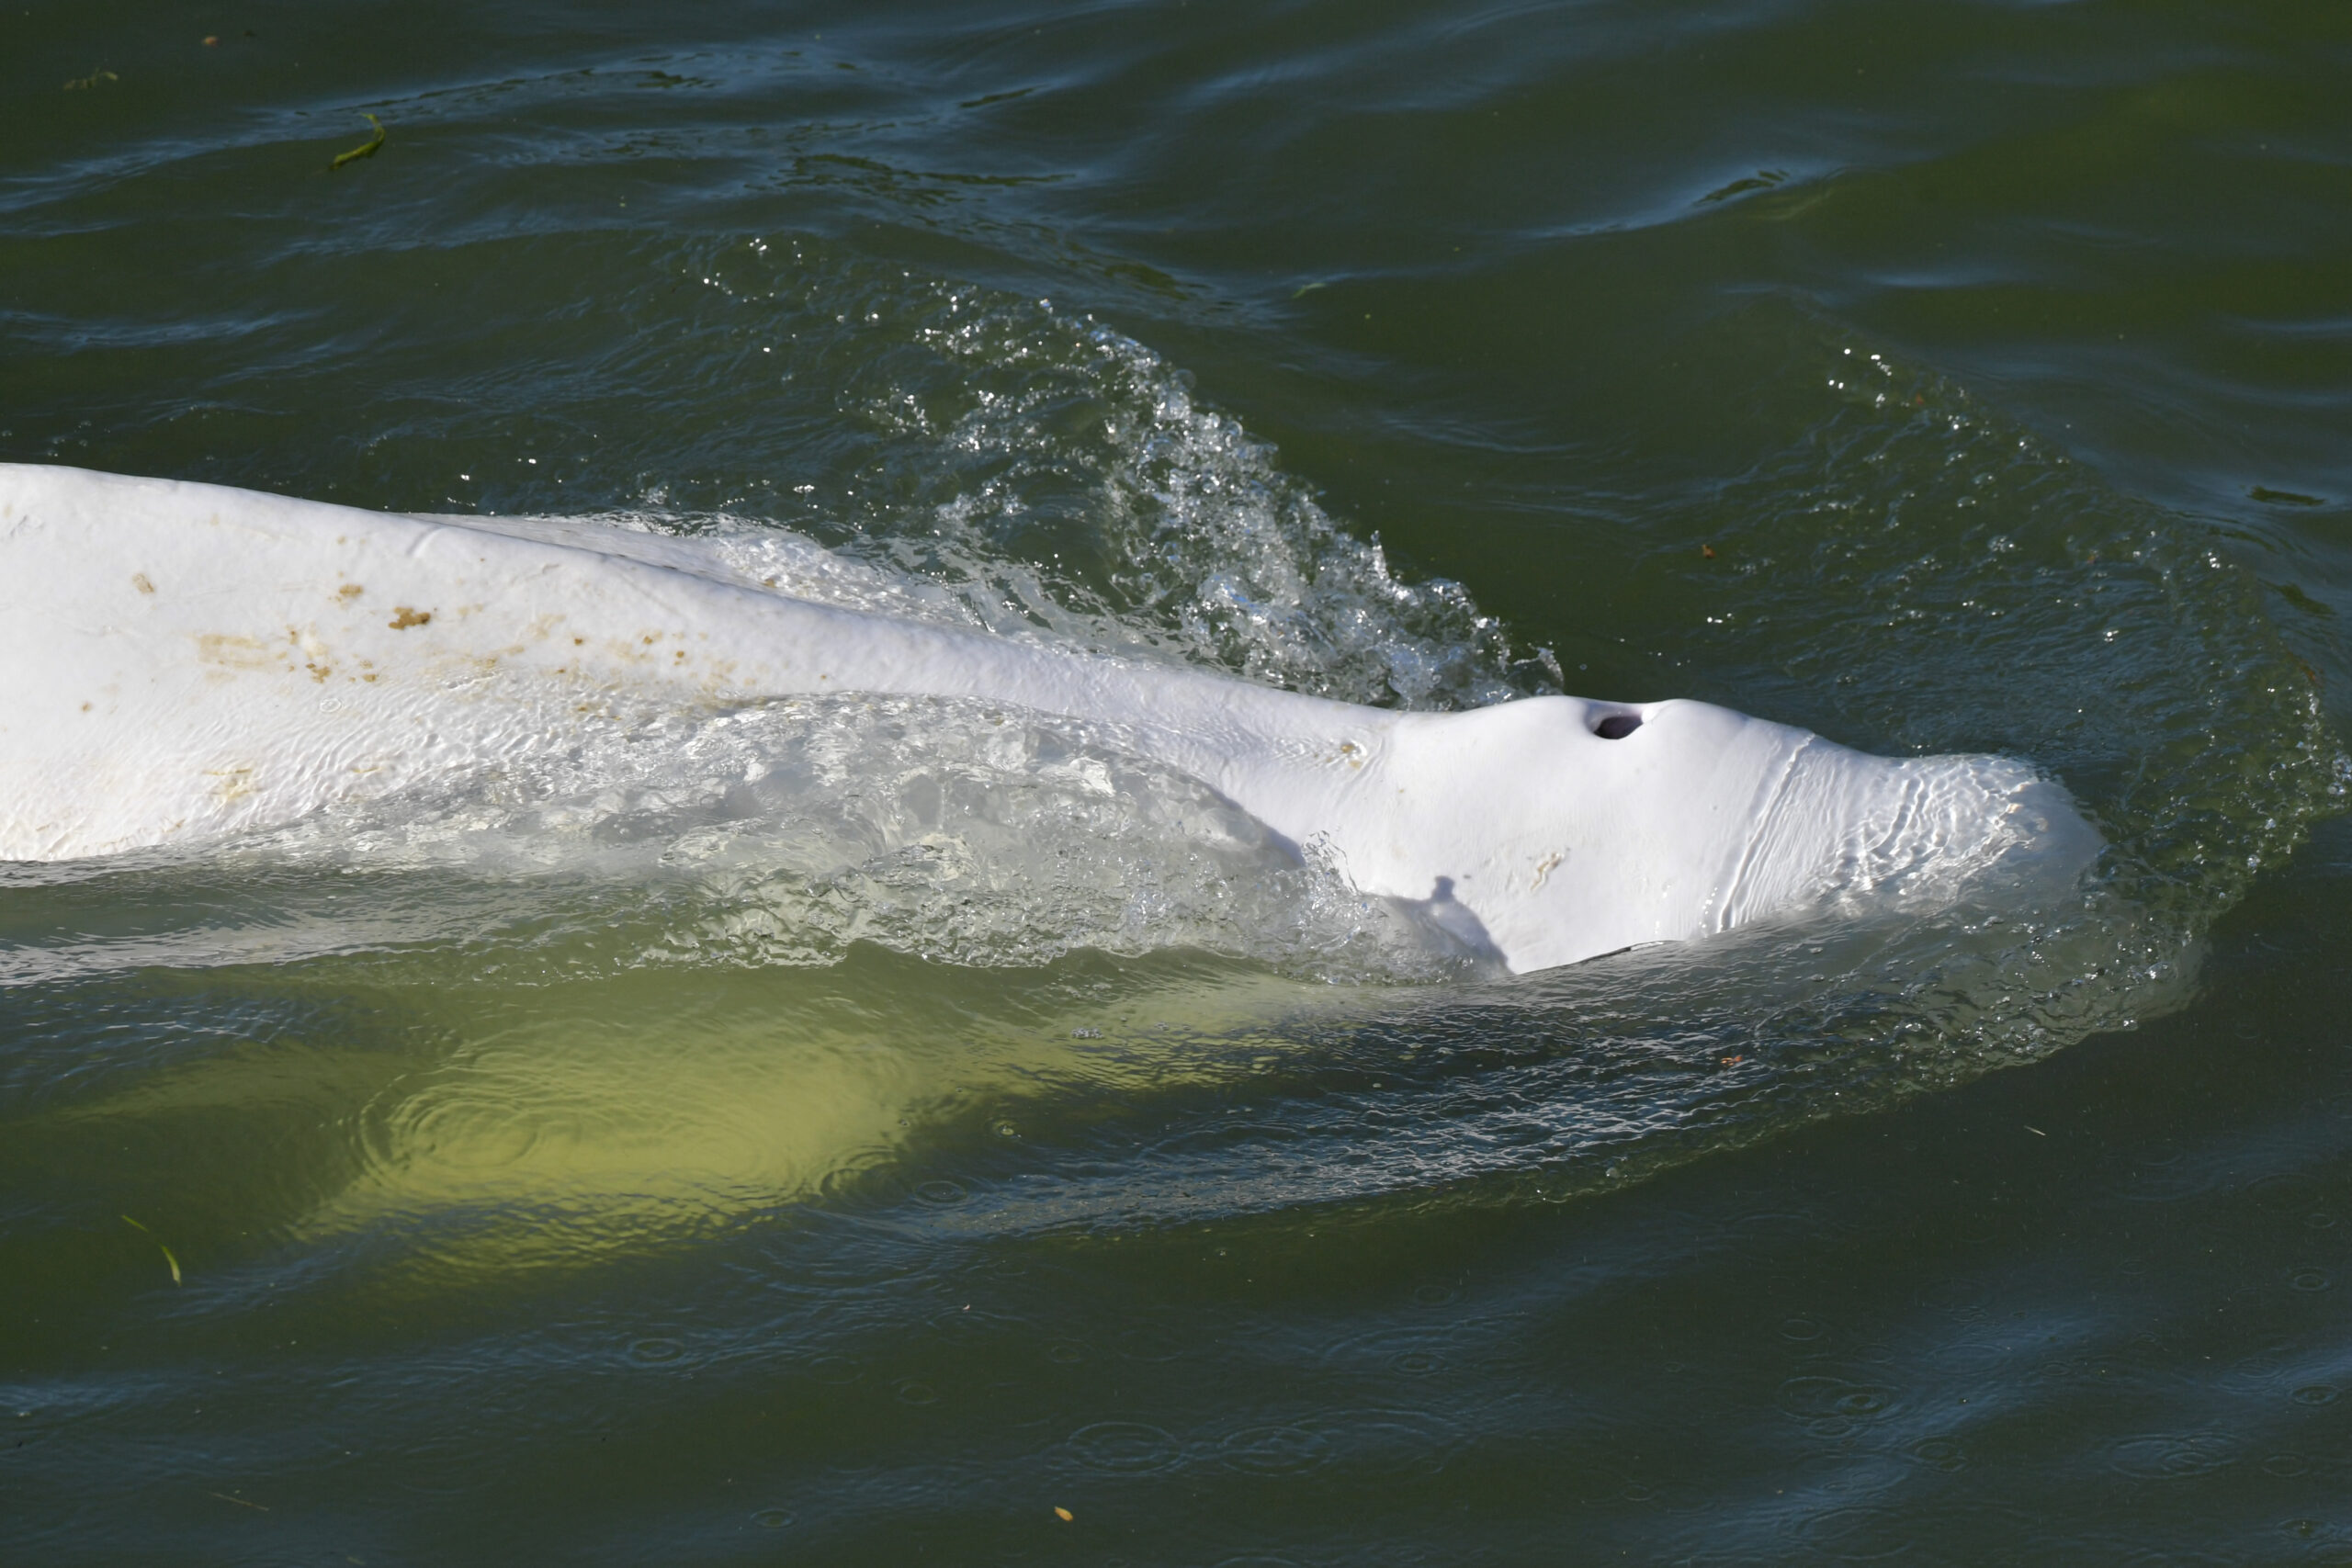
[0,463,2097,972]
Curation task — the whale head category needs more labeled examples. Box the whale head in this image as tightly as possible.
[1371,694,2101,973]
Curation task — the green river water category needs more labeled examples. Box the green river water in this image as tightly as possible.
[6,0,2352,1562]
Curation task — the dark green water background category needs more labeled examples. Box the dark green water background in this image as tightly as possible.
[6,1,2352,1562]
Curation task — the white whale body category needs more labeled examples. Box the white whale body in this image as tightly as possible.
[0,463,2096,973]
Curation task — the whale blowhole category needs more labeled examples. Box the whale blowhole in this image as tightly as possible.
[1592,713,1642,739]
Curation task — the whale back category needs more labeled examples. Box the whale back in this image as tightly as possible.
[0,464,2097,972]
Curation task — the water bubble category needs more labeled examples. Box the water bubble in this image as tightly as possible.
[2108,1432,2235,1479]
[1800,1505,1916,1561]
[1908,1436,1967,1472]
[1217,1425,1332,1475]
[1776,1376,1894,1424]
[1069,1421,1180,1474]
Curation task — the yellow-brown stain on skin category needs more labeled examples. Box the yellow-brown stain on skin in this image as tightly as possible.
[306,662,333,683]
[131,573,156,595]
[389,607,432,630]
[206,765,259,805]
[195,633,278,671]
[337,583,364,601]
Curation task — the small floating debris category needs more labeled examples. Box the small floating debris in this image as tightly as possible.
[2249,485,2324,509]
[1053,1506,1074,1522]
[331,114,387,173]
[63,68,119,91]
[1699,169,1787,205]
[120,1214,181,1285]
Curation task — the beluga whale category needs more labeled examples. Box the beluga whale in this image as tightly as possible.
[0,463,2097,973]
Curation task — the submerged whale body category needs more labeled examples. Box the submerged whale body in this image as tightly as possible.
[0,464,2097,973]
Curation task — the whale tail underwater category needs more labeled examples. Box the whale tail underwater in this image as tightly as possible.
[0,463,2098,973]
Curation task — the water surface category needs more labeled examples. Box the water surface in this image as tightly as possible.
[5,0,2352,1561]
